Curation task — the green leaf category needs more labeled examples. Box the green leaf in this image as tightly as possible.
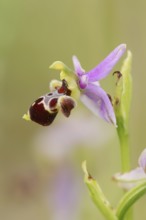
[116,181,146,220]
[82,161,118,220]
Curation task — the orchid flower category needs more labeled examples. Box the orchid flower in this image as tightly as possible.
[72,44,126,126]
[113,149,146,190]
[23,44,126,126]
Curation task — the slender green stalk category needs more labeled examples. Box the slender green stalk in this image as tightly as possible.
[117,118,130,172]
[117,118,132,220]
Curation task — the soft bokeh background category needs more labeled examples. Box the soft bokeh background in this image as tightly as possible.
[1,0,146,219]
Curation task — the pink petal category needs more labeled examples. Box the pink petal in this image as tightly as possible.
[138,149,146,171]
[113,167,146,190]
[72,55,85,76]
[80,83,116,126]
[87,44,126,82]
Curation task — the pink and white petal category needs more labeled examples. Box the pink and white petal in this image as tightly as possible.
[113,167,146,190]
[80,83,116,126]
[72,55,85,76]
[87,44,126,82]
[138,149,146,171]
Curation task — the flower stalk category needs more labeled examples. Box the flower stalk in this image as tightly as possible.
[117,117,130,172]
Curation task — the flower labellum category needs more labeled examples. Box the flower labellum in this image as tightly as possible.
[29,96,58,126]
[23,80,76,126]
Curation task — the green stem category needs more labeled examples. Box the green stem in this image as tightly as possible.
[117,118,132,220]
[117,118,130,172]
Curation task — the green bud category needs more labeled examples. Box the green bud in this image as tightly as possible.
[114,50,132,130]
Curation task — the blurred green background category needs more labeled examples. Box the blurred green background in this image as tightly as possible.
[1,0,146,219]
